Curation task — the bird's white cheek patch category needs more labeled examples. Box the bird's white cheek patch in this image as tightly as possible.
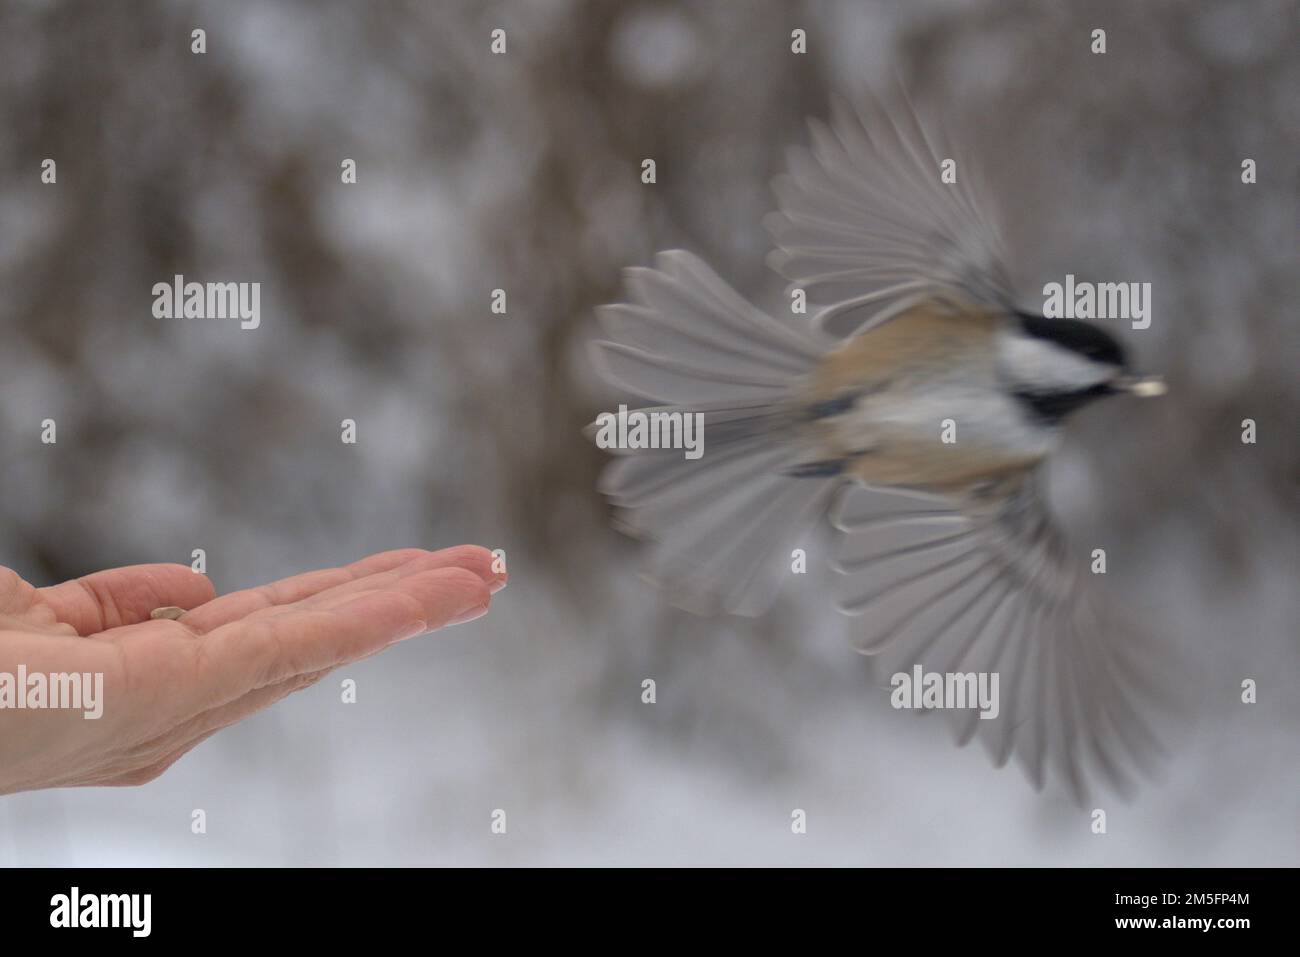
[998,335,1114,392]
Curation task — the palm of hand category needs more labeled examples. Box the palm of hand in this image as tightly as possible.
[0,547,502,794]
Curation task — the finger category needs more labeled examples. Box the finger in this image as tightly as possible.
[178,546,503,635]
[198,547,503,630]
[190,566,492,709]
[176,548,428,634]
[38,564,216,635]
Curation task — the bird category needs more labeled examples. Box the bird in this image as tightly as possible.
[588,87,1178,802]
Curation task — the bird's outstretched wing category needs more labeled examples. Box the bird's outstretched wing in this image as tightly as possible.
[830,474,1182,802]
[766,86,1016,340]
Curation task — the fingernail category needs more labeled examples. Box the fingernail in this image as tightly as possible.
[396,619,428,642]
[448,601,490,627]
[489,577,507,595]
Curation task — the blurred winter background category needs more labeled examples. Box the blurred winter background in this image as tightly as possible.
[0,0,1296,865]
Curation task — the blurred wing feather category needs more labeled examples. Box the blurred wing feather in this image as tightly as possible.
[766,87,1016,340]
[831,475,1178,802]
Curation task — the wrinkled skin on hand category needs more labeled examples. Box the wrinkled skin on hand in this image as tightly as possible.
[0,547,504,795]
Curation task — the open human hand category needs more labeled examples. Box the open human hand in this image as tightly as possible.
[0,546,504,795]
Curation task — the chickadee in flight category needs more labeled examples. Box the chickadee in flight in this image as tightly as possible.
[590,89,1175,801]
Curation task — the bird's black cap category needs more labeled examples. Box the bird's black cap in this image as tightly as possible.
[1016,312,1128,368]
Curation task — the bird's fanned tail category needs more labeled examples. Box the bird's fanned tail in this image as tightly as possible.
[589,251,837,615]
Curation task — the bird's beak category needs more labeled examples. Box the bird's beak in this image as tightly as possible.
[1112,373,1168,397]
